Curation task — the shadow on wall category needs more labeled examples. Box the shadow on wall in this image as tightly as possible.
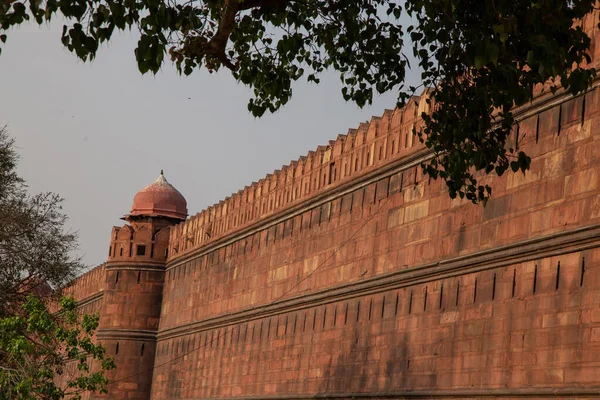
[318,322,415,394]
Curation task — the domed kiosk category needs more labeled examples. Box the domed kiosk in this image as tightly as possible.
[96,171,188,400]
[129,170,187,220]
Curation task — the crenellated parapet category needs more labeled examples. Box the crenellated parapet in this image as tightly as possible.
[168,92,430,260]
[107,222,171,264]
[61,263,106,310]
[167,6,600,262]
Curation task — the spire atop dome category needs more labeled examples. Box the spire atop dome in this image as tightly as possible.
[128,171,188,220]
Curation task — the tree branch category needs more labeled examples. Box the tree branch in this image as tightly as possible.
[186,0,285,70]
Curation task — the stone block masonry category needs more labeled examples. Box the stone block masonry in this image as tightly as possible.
[60,9,600,399]
[149,91,600,399]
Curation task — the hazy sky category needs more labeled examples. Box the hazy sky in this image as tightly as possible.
[1,21,420,268]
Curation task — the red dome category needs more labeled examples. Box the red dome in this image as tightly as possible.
[130,171,188,220]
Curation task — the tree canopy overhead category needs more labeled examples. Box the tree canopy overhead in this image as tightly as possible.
[0,0,598,202]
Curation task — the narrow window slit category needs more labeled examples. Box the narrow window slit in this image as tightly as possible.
[423,286,428,312]
[512,269,517,298]
[473,278,478,303]
[356,301,361,321]
[439,284,444,309]
[259,321,263,339]
[381,296,386,318]
[137,271,141,284]
[312,309,317,330]
[556,261,561,291]
[322,308,327,329]
[492,273,497,300]
[557,105,563,136]
[344,304,349,324]
[285,316,288,335]
[333,306,337,327]
[115,271,119,284]
[303,313,307,332]
[368,299,372,320]
[533,265,538,294]
[395,293,399,316]
[580,257,586,287]
[408,290,413,314]
[456,280,460,306]
[535,115,540,143]
[115,342,119,355]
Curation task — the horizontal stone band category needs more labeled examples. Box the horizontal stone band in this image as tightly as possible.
[105,260,166,272]
[157,223,600,341]
[96,329,157,341]
[175,387,600,399]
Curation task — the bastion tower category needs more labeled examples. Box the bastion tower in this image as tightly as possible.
[94,171,187,400]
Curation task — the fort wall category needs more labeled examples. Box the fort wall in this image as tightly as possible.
[55,8,600,399]
[147,80,600,398]
[61,263,106,315]
[150,12,600,394]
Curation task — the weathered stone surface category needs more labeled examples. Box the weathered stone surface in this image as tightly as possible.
[62,13,600,397]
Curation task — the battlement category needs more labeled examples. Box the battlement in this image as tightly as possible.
[62,263,106,302]
[168,93,430,260]
[59,263,107,316]
[167,4,600,262]
[108,221,171,263]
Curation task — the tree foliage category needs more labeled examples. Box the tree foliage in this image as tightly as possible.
[0,127,82,316]
[0,128,114,399]
[0,295,115,400]
[0,1,598,202]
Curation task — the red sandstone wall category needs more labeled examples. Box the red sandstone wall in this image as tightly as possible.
[158,88,600,328]
[152,248,600,398]
[150,80,600,397]
[167,95,428,261]
[61,263,106,314]
[167,5,600,265]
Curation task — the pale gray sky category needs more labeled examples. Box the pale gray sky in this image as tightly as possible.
[1,21,420,268]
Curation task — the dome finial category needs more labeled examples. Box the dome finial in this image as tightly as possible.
[160,169,164,176]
